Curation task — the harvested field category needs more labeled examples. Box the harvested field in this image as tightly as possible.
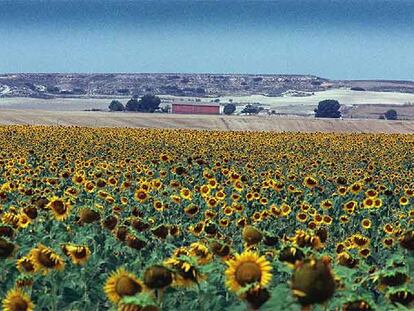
[344,104,414,120]
[0,109,414,133]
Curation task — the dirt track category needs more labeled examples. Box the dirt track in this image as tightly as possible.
[1,109,414,133]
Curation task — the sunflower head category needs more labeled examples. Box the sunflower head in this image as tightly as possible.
[79,208,101,224]
[400,230,414,250]
[61,244,91,265]
[0,237,16,259]
[164,257,204,288]
[242,226,263,245]
[143,265,173,289]
[388,290,414,306]
[15,274,34,289]
[225,251,272,293]
[209,241,231,258]
[2,287,35,311]
[243,287,271,310]
[104,268,144,304]
[291,257,335,305]
[47,196,71,221]
[342,300,372,311]
[279,247,304,266]
[29,244,65,274]
[16,257,36,273]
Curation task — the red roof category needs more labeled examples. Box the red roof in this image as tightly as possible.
[171,102,220,107]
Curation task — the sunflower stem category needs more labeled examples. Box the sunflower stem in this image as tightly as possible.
[156,288,164,307]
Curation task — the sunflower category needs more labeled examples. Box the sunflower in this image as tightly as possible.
[296,212,308,223]
[207,197,218,208]
[291,257,335,305]
[225,251,272,293]
[164,257,204,287]
[189,242,213,265]
[359,248,370,258]
[200,185,211,197]
[104,268,144,304]
[280,203,292,217]
[0,237,16,259]
[320,199,333,210]
[352,234,370,249]
[16,257,35,273]
[134,188,149,203]
[17,213,31,229]
[216,191,226,201]
[383,223,394,235]
[361,218,372,229]
[153,200,164,212]
[223,206,233,216]
[322,215,333,225]
[339,215,350,223]
[2,287,35,311]
[29,244,65,274]
[399,196,410,206]
[47,196,71,221]
[61,244,91,265]
[365,189,378,198]
[179,188,192,200]
[362,198,374,209]
[349,182,363,194]
[303,176,318,189]
[79,208,101,223]
[184,204,199,217]
[243,226,263,245]
[143,265,173,290]
[337,186,347,196]
[382,237,394,248]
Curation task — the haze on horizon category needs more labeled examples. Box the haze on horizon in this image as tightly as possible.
[0,0,413,81]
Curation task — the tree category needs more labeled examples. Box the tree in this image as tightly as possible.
[108,100,124,112]
[241,104,263,115]
[314,100,341,118]
[138,94,161,113]
[125,98,140,111]
[223,103,236,115]
[125,95,161,112]
[385,109,397,120]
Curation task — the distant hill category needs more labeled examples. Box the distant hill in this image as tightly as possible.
[1,73,413,99]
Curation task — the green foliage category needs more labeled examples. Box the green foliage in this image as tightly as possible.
[241,104,263,115]
[314,99,341,118]
[223,103,236,115]
[385,109,398,120]
[108,100,124,112]
[125,95,161,112]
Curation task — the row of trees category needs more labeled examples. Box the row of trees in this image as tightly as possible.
[109,95,161,112]
[109,96,398,120]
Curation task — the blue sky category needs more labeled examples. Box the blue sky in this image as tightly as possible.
[0,0,413,80]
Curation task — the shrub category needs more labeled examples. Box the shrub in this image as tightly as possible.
[125,95,161,113]
[223,103,236,115]
[314,100,341,118]
[108,100,125,112]
[385,109,398,120]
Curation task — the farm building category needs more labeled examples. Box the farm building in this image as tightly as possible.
[171,102,221,115]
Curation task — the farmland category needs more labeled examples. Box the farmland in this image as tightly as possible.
[0,126,413,310]
[1,109,414,133]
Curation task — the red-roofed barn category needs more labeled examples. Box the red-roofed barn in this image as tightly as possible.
[171,102,221,115]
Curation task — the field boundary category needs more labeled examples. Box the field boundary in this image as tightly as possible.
[1,109,414,133]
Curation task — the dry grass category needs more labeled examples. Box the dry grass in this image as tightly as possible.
[344,104,414,120]
[1,109,414,133]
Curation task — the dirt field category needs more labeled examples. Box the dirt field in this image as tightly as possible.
[1,109,414,133]
[343,104,414,120]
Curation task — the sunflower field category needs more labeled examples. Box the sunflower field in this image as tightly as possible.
[0,125,413,311]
